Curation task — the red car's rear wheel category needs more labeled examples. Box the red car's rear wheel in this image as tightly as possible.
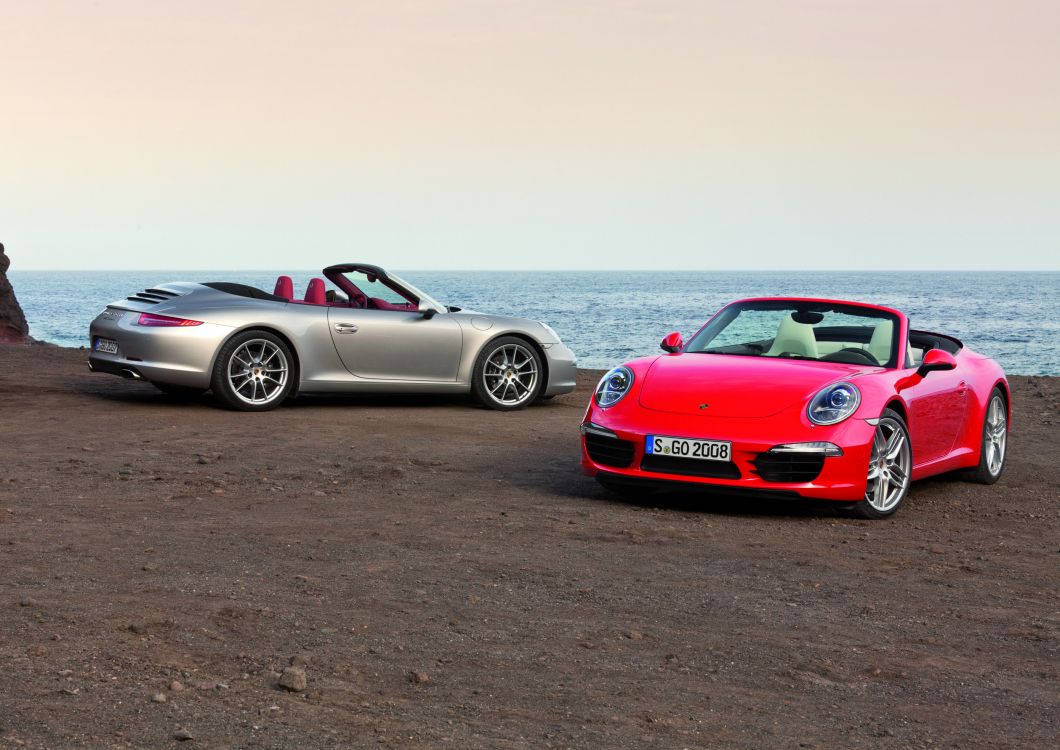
[965,388,1008,484]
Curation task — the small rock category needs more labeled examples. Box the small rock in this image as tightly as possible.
[408,670,430,685]
[190,680,217,691]
[311,490,326,497]
[278,666,307,692]
[118,468,133,476]
[151,692,167,703]
[173,728,194,741]
[59,687,79,696]
[18,597,36,607]
[289,654,311,667]
[129,622,148,635]
[169,680,184,692]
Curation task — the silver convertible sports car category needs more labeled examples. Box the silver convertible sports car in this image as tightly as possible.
[88,263,577,411]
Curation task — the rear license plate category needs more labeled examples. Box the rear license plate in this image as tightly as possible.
[94,337,119,355]
[646,435,732,462]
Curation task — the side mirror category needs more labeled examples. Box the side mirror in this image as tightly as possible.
[418,300,438,319]
[916,348,956,378]
[660,331,683,353]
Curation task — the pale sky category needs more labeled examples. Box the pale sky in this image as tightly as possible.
[2,0,1058,271]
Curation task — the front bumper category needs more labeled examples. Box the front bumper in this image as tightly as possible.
[88,309,231,388]
[580,406,876,502]
[542,342,578,396]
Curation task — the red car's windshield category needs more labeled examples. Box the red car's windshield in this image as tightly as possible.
[685,301,902,368]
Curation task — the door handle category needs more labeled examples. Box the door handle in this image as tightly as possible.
[957,381,969,394]
[333,323,358,334]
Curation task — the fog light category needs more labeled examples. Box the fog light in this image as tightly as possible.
[580,422,617,439]
[769,442,843,457]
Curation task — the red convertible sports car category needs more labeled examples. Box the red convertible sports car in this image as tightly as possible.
[580,298,1009,518]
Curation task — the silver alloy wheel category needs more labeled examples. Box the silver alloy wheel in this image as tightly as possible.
[482,343,538,406]
[865,417,911,513]
[227,339,289,406]
[984,394,1007,476]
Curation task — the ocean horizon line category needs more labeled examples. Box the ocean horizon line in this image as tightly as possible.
[11,268,1060,274]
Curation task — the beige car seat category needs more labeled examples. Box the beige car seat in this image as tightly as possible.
[766,314,819,358]
[867,321,894,364]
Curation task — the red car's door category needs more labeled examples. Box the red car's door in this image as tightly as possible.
[903,366,970,465]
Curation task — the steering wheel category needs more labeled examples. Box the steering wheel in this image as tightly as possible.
[836,347,880,365]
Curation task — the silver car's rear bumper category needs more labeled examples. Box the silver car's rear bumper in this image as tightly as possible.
[88,309,231,388]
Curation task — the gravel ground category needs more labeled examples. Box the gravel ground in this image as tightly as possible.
[0,344,1057,749]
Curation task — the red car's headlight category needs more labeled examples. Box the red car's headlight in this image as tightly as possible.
[594,366,634,407]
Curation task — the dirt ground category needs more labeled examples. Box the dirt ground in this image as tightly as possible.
[0,344,1057,749]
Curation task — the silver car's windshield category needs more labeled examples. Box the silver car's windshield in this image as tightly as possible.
[685,300,901,368]
[387,272,445,312]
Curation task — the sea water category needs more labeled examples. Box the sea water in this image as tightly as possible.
[9,270,1059,375]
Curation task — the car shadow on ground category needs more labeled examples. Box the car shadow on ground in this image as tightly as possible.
[75,382,566,412]
[515,467,855,520]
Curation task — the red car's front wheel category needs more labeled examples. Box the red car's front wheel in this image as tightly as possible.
[851,409,912,519]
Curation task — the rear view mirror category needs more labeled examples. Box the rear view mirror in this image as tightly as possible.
[916,349,956,378]
[660,331,683,353]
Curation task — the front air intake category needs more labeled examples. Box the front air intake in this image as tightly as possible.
[585,433,636,468]
[753,452,825,483]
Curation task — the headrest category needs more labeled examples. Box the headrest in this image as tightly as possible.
[273,275,294,301]
[304,278,326,305]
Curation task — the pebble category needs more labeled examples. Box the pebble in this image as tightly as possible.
[173,728,194,741]
[18,597,36,607]
[278,665,307,692]
[151,692,167,703]
[129,622,148,635]
[408,671,430,685]
[170,680,184,692]
[312,490,326,497]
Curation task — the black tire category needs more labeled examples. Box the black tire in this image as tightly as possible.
[471,336,544,411]
[964,387,1008,485]
[210,330,296,412]
[153,382,206,398]
[850,408,912,519]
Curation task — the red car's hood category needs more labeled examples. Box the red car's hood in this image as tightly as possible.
[637,354,866,418]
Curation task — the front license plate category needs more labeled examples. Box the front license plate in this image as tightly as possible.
[93,337,119,355]
[646,435,732,462]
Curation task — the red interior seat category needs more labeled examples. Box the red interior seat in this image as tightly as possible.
[273,275,294,301]
[304,278,326,305]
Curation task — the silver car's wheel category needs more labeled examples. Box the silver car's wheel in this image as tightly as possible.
[228,339,289,406]
[211,330,295,412]
[966,388,1008,484]
[472,337,543,411]
[852,409,911,519]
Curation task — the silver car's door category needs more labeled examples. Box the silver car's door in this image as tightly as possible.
[326,308,463,381]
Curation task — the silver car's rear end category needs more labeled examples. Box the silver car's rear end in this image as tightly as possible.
[88,283,235,388]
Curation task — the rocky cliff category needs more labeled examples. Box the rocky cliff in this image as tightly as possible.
[0,243,31,343]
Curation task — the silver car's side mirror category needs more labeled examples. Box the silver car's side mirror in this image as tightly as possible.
[418,300,439,319]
